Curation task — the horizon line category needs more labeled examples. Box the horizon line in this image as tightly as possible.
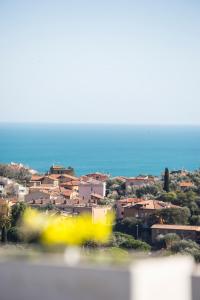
[0,121,200,127]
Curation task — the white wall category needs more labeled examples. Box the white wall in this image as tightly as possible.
[0,256,194,300]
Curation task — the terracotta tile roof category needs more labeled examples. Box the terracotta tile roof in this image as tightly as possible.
[91,193,104,199]
[60,189,72,197]
[126,177,155,183]
[79,178,103,185]
[151,224,200,231]
[6,197,18,204]
[30,184,57,190]
[0,198,9,204]
[61,174,78,180]
[112,176,127,181]
[31,175,44,181]
[44,175,60,181]
[29,189,50,195]
[83,173,110,182]
[119,198,142,204]
[60,180,79,187]
[179,182,194,188]
[131,200,179,210]
[60,182,73,187]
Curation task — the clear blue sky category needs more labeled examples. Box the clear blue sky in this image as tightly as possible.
[0,0,200,124]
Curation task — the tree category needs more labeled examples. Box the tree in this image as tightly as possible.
[163,233,180,249]
[159,207,190,225]
[67,166,75,176]
[135,185,159,198]
[190,215,200,225]
[11,202,26,227]
[111,232,151,251]
[7,226,21,242]
[170,239,200,262]
[158,192,177,203]
[114,217,142,238]
[148,207,191,226]
[120,238,150,251]
[0,215,11,243]
[154,234,165,249]
[164,168,170,192]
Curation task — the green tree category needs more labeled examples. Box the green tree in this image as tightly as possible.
[163,233,180,249]
[7,226,21,242]
[148,207,191,226]
[158,192,177,203]
[136,185,160,198]
[160,207,191,224]
[164,168,170,192]
[170,239,200,262]
[11,202,26,227]
[0,215,11,243]
[114,217,142,238]
[190,215,200,225]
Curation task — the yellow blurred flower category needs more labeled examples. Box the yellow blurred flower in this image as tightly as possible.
[22,208,114,246]
[23,208,48,232]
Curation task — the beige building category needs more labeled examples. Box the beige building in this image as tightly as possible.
[151,224,200,243]
[125,176,156,191]
[49,165,74,176]
[66,205,112,224]
[116,198,143,219]
[123,200,179,221]
[0,198,15,216]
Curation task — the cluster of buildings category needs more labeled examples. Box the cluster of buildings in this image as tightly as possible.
[0,166,111,223]
[0,164,199,243]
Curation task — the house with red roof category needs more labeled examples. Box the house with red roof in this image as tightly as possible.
[123,200,180,221]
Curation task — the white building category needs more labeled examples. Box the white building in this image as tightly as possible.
[0,183,5,196]
[14,183,29,201]
[78,178,106,201]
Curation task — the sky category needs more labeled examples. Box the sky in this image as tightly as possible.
[0,0,200,124]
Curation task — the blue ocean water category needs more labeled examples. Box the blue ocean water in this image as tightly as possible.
[0,123,200,177]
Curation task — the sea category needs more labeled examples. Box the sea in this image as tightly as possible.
[0,123,200,177]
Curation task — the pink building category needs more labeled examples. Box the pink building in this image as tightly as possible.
[78,178,106,201]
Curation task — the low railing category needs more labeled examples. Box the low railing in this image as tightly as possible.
[0,256,199,300]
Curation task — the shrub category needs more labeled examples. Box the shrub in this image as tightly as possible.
[120,239,150,251]
[163,233,180,249]
[7,226,21,242]
[111,232,151,252]
[114,217,142,238]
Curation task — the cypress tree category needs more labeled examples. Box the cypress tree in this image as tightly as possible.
[164,168,170,192]
[1,226,7,243]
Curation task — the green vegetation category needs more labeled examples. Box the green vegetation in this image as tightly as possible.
[114,217,142,239]
[0,215,11,243]
[0,202,27,243]
[148,207,191,226]
[0,164,31,183]
[164,168,170,192]
[171,239,200,262]
[110,232,151,251]
[11,202,26,227]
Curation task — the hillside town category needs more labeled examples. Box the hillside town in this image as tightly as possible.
[1,162,200,259]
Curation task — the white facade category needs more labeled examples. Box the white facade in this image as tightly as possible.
[0,183,5,196]
[78,179,106,201]
[14,183,29,199]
